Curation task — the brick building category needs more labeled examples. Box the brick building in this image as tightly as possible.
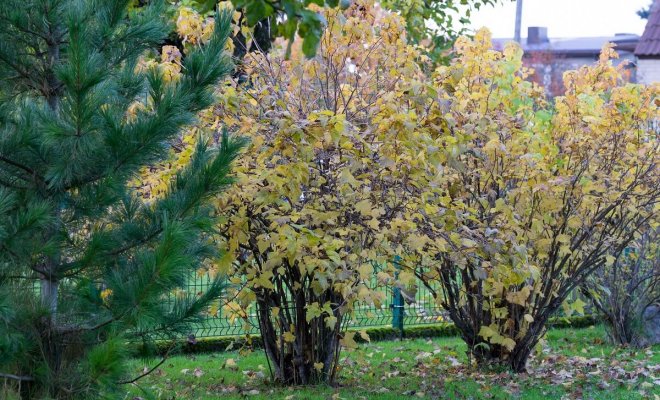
[493,27,639,96]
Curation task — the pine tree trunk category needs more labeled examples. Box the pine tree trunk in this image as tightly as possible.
[40,277,58,317]
[39,257,62,397]
[37,24,64,393]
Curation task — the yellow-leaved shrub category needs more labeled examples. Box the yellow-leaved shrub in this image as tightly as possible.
[210,1,429,383]
[398,30,659,371]
[140,0,659,377]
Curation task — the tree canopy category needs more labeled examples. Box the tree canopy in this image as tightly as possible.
[175,0,505,61]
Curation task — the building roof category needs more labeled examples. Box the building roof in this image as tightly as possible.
[493,34,639,57]
[635,2,660,57]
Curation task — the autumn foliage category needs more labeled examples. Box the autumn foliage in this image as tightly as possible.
[154,0,658,380]
[209,2,426,383]
[401,33,659,370]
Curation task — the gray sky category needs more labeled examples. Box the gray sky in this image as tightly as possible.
[469,0,651,38]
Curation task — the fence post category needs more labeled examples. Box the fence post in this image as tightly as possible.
[392,256,404,339]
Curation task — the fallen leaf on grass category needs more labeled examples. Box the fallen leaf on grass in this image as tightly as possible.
[447,356,461,367]
[223,358,238,371]
[242,369,266,380]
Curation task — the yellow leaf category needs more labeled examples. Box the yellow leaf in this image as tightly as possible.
[283,332,296,343]
[407,234,427,251]
[358,263,374,279]
[501,337,516,351]
[355,199,372,217]
[557,234,571,244]
[487,281,504,296]
[506,286,531,306]
[605,255,616,266]
[209,301,220,317]
[478,324,497,339]
[257,238,270,254]
[224,358,238,370]
[492,307,508,319]
[215,251,234,275]
[571,298,586,315]
[325,315,338,330]
[340,332,358,349]
[306,302,322,322]
[100,288,113,304]
[567,215,581,229]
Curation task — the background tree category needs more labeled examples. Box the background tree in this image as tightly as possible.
[637,0,656,19]
[175,0,506,62]
[380,0,506,63]
[581,228,659,346]
[0,1,243,398]
[396,31,659,372]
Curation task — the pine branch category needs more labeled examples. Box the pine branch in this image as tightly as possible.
[0,372,34,381]
[0,155,44,182]
[117,342,177,385]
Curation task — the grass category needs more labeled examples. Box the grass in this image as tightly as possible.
[126,325,660,399]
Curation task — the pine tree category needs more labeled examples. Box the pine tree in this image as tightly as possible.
[0,1,243,397]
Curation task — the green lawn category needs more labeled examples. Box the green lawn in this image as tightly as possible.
[127,325,660,399]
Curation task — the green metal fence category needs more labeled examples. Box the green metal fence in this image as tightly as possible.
[31,271,591,339]
[186,272,448,338]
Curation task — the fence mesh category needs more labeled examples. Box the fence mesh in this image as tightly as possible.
[31,268,590,339]
[186,269,448,338]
